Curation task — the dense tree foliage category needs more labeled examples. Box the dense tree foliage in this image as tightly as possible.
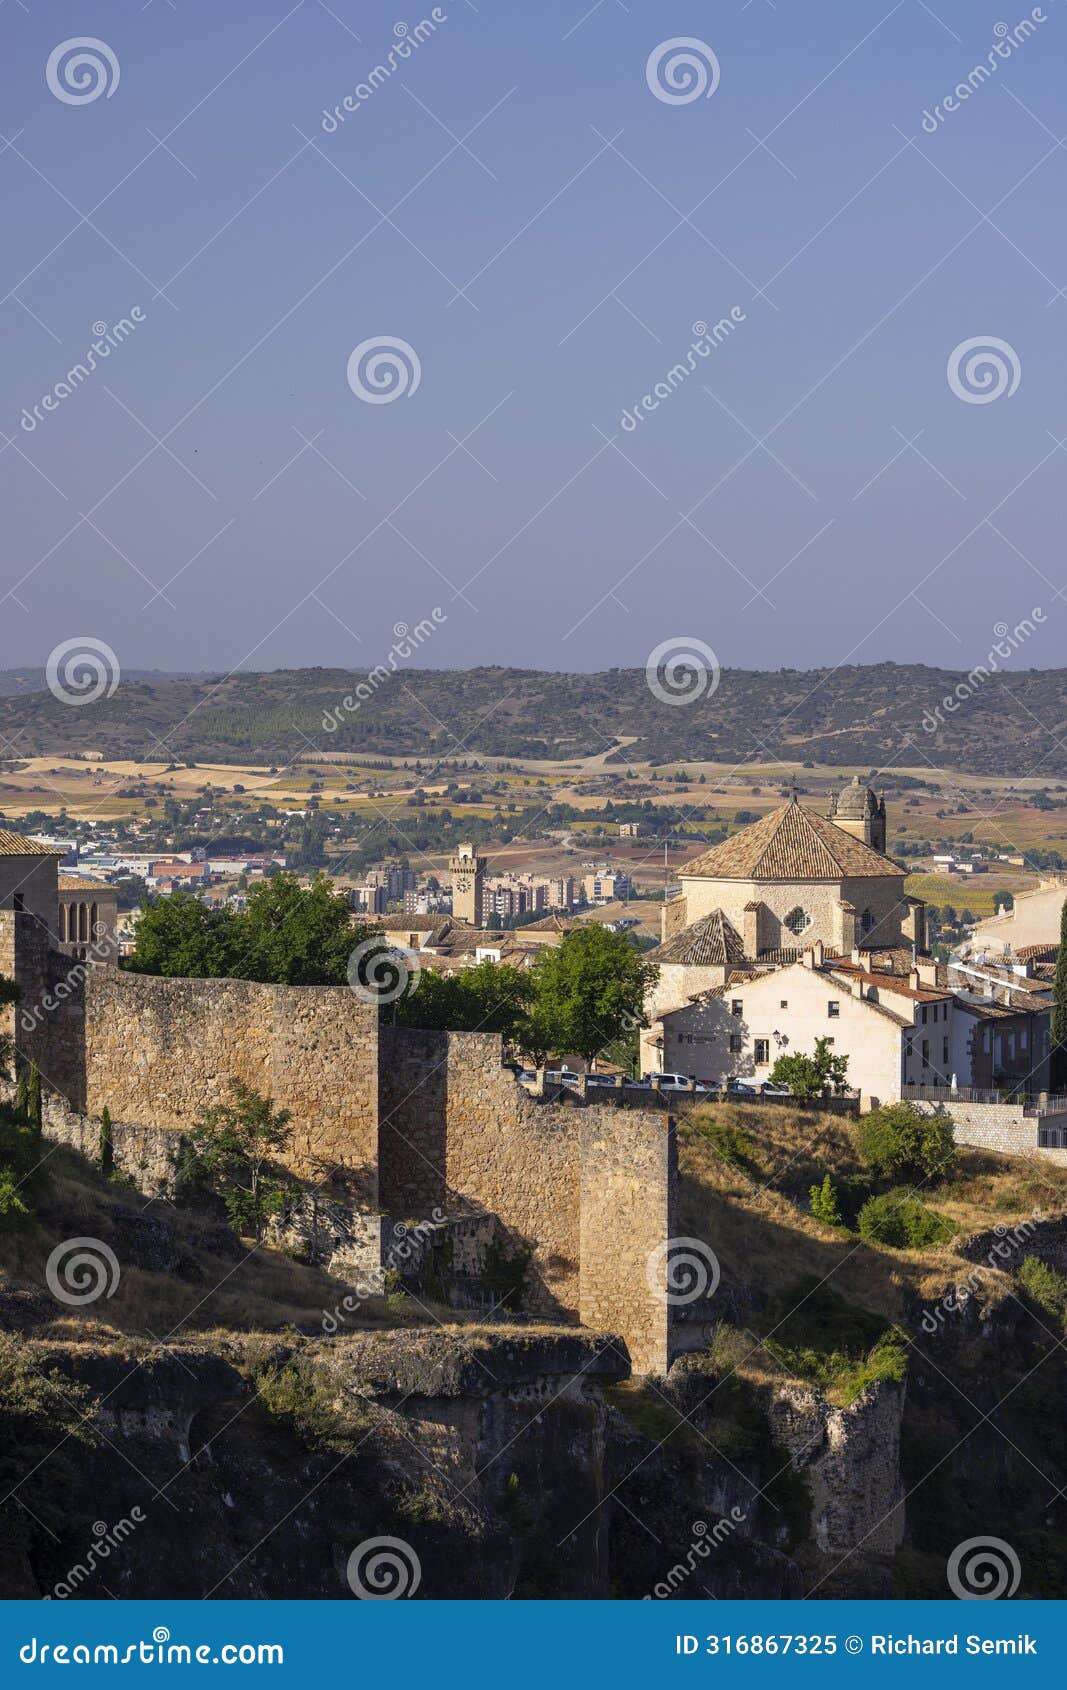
[524,926,658,1067]
[126,874,376,986]
[855,1101,956,1183]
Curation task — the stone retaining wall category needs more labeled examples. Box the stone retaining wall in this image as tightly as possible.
[913,1097,1067,1164]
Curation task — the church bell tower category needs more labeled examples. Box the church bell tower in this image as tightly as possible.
[449,842,485,927]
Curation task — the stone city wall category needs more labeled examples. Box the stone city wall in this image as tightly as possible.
[16,953,380,1192]
[379,1028,677,1368]
[579,1109,675,1377]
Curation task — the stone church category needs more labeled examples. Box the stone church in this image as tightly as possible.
[648,778,925,1027]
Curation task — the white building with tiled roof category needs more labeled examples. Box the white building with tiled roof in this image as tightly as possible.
[642,943,956,1103]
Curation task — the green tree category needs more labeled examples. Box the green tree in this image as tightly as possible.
[1052,897,1067,1089]
[397,960,533,1043]
[855,1101,956,1183]
[179,1081,295,1240]
[810,1174,843,1227]
[125,892,239,978]
[527,927,658,1067]
[237,873,373,986]
[769,1038,849,1102]
[126,874,377,988]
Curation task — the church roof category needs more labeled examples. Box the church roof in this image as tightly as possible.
[0,828,65,858]
[650,909,747,967]
[678,798,903,882]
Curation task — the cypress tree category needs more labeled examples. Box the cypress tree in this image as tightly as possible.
[26,1061,41,1136]
[100,1106,114,1178]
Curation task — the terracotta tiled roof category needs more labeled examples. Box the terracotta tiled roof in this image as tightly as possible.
[0,828,64,858]
[679,799,903,882]
[1016,944,1058,963]
[649,909,746,967]
[376,915,442,932]
[58,875,115,894]
[826,959,949,1003]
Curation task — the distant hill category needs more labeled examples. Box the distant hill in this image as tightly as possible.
[0,662,1062,776]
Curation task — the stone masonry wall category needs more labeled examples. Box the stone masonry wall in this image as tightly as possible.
[379,1027,582,1316]
[579,1110,676,1376]
[379,1029,677,1366]
[26,963,380,1193]
[913,1098,1067,1165]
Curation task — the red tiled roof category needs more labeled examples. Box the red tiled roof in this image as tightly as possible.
[679,799,903,882]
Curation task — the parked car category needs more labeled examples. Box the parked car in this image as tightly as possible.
[642,1072,713,1095]
[725,1077,791,1097]
[516,1068,538,1083]
[583,1073,619,1089]
[545,1067,580,1085]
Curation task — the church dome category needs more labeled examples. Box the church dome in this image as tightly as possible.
[830,774,879,820]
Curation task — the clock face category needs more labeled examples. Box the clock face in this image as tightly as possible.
[456,876,470,892]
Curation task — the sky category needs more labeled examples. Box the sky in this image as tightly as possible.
[2,0,1066,683]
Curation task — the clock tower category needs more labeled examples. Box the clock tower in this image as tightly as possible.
[449,842,486,927]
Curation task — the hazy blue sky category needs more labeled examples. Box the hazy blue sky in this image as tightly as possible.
[2,0,1065,680]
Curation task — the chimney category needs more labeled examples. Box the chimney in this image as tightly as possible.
[909,969,921,991]
[803,939,825,969]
